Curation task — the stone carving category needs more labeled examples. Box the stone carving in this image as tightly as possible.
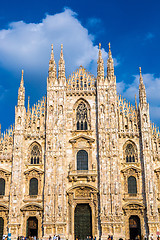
[75,187,91,198]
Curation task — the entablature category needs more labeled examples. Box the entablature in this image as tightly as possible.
[23,195,43,203]
[68,170,97,182]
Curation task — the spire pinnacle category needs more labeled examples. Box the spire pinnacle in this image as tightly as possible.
[60,44,64,60]
[51,44,54,60]
[139,67,147,105]
[139,67,143,84]
[98,43,102,59]
[18,70,25,106]
[27,96,30,112]
[107,42,114,78]
[58,44,65,85]
[20,69,24,87]
[48,44,57,84]
[108,42,111,58]
[97,43,104,84]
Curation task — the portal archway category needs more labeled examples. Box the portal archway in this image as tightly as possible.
[27,217,38,238]
[129,215,141,240]
[0,217,4,240]
[74,204,92,240]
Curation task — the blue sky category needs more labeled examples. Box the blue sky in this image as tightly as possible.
[0,0,160,132]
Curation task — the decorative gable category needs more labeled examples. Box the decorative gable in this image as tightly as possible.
[66,66,96,94]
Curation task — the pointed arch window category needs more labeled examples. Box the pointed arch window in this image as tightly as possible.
[30,144,41,164]
[0,178,5,195]
[125,144,135,162]
[77,150,88,170]
[29,178,38,196]
[76,102,88,130]
[128,176,137,194]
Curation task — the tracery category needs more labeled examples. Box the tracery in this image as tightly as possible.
[76,102,88,130]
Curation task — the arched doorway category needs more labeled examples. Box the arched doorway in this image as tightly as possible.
[129,215,141,240]
[74,204,92,240]
[27,217,38,238]
[0,218,4,240]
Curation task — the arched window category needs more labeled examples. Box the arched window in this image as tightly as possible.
[0,178,5,195]
[30,144,41,164]
[76,102,88,130]
[125,144,135,162]
[29,178,38,196]
[77,150,88,170]
[128,176,137,194]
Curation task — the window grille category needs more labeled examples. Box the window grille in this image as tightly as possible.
[128,176,137,194]
[29,178,38,196]
[77,150,88,170]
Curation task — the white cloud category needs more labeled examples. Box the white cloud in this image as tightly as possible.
[117,73,160,124]
[0,8,108,80]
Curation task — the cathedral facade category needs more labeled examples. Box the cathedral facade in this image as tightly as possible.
[0,43,160,240]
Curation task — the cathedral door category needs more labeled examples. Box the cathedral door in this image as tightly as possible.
[27,217,38,238]
[129,215,141,240]
[74,204,92,240]
[0,217,4,240]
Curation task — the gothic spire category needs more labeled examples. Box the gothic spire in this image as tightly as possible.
[18,70,25,106]
[27,96,30,113]
[20,69,24,87]
[48,44,57,85]
[97,43,104,84]
[58,44,65,85]
[107,42,115,79]
[139,67,147,105]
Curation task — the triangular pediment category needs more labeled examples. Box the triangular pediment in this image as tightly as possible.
[69,134,95,143]
[121,165,141,173]
[24,167,44,175]
[123,202,145,210]
[21,203,43,211]
[0,168,11,175]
